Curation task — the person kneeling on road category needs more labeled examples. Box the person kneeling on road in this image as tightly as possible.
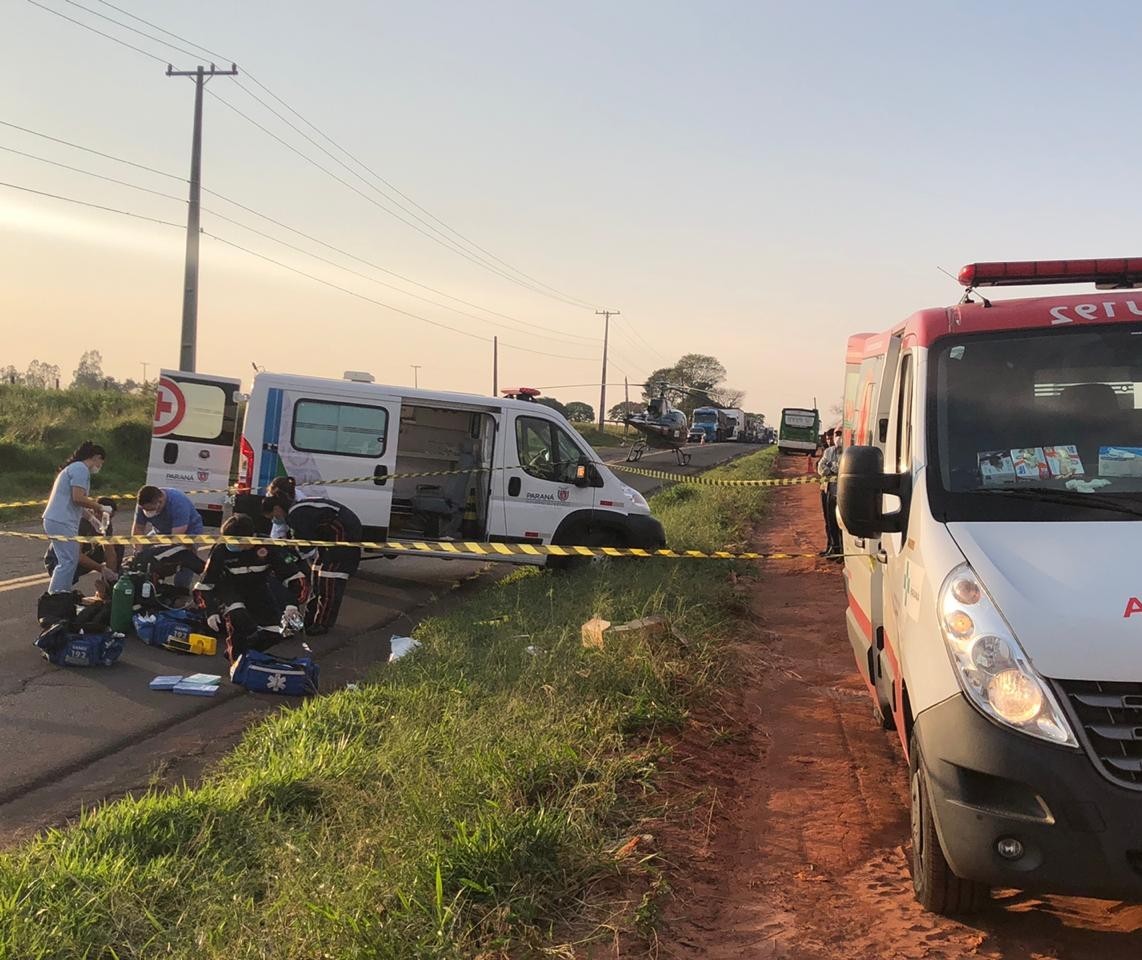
[193,513,310,664]
[132,485,207,595]
[262,487,361,637]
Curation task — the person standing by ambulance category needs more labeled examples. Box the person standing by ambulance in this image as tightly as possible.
[41,441,110,596]
[263,488,361,636]
[817,429,843,559]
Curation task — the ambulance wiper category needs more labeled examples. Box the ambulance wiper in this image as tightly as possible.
[976,487,1142,518]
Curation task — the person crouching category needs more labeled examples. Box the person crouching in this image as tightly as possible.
[262,487,362,636]
[193,514,310,664]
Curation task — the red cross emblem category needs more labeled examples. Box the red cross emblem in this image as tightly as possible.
[153,377,187,437]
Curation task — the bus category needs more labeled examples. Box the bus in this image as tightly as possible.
[778,406,819,455]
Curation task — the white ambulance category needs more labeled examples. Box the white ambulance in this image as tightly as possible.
[147,371,665,559]
[838,259,1142,913]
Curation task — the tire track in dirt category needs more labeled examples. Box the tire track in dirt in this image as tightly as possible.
[648,454,1142,960]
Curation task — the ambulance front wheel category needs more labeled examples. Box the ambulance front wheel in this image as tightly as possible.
[910,736,989,915]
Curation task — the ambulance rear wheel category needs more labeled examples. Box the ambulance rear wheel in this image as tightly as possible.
[910,737,988,915]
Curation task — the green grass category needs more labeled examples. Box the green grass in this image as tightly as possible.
[574,422,631,448]
[0,385,152,513]
[0,447,776,959]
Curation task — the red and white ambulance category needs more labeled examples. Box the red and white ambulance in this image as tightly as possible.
[838,259,1142,913]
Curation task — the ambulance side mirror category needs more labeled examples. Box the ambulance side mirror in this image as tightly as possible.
[838,446,907,538]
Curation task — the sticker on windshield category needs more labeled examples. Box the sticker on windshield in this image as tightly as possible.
[1099,447,1142,478]
[1011,447,1051,480]
[978,450,1016,486]
[1043,445,1085,479]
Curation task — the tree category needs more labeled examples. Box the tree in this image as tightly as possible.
[535,396,568,418]
[709,387,746,408]
[0,365,22,385]
[564,401,594,423]
[641,354,736,418]
[72,349,107,389]
[25,360,60,389]
[608,400,644,420]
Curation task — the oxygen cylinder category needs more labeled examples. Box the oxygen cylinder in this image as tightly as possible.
[110,575,135,634]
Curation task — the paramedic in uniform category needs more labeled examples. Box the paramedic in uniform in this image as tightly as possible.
[193,513,310,663]
[263,488,362,636]
[131,485,206,592]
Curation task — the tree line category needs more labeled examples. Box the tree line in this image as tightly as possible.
[2,350,148,394]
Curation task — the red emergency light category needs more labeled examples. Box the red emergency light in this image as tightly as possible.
[958,259,1142,289]
[501,387,541,401]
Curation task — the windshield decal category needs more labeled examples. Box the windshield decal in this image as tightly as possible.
[1100,447,1142,477]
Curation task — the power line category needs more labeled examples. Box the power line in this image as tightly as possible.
[0,144,187,204]
[0,120,186,182]
[84,0,598,310]
[208,88,592,310]
[30,0,606,322]
[235,76,597,311]
[200,204,602,349]
[0,180,184,228]
[26,0,167,63]
[1,119,602,346]
[202,231,596,361]
[91,0,227,60]
[0,173,599,363]
[58,0,200,60]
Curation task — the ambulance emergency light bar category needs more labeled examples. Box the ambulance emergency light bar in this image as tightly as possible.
[958,258,1142,289]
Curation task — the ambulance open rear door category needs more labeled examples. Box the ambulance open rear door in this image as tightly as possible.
[146,369,242,528]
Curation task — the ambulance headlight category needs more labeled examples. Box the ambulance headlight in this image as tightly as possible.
[938,564,1076,747]
[622,484,648,511]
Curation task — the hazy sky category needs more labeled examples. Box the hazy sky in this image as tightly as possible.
[4,0,1141,424]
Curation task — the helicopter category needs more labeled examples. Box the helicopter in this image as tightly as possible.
[620,382,693,465]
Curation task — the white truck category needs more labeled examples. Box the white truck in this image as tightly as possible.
[839,257,1142,914]
[146,372,665,559]
[723,408,746,441]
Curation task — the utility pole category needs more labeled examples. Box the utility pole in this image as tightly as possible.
[140,361,149,384]
[167,62,238,372]
[624,376,629,437]
[492,336,498,396]
[596,309,618,430]
[411,364,421,389]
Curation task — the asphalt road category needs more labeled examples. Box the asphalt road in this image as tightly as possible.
[0,441,762,837]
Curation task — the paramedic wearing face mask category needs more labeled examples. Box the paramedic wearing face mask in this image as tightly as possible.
[193,513,311,663]
[131,485,206,592]
[41,441,111,595]
[43,496,121,598]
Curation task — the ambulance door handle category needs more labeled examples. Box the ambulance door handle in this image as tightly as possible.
[373,465,388,486]
[162,442,178,465]
[876,547,888,564]
[853,537,866,549]
[508,476,521,497]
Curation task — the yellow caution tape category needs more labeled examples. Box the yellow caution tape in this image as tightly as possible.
[0,529,832,561]
[610,466,818,487]
[0,466,812,511]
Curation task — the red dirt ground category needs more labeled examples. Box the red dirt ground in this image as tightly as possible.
[642,454,1142,959]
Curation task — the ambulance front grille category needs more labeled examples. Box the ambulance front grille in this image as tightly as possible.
[1055,679,1142,789]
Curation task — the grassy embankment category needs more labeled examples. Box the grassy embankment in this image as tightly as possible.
[0,385,151,513]
[0,446,777,959]
[573,422,631,448]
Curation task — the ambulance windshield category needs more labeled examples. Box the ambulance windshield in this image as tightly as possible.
[929,324,1142,521]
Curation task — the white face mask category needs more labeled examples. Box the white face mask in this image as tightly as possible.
[90,463,102,475]
[143,508,161,519]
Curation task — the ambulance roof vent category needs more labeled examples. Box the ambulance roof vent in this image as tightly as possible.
[343,370,375,383]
